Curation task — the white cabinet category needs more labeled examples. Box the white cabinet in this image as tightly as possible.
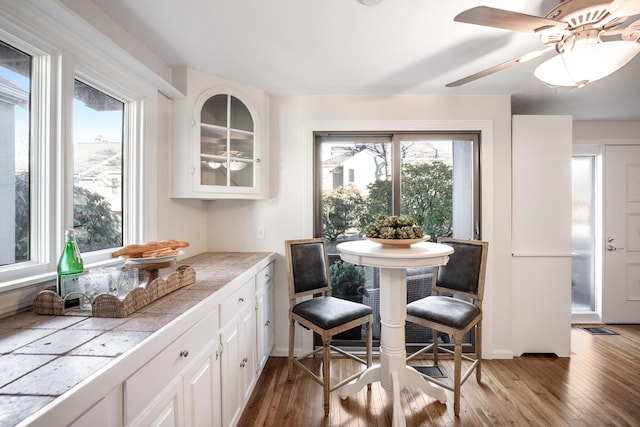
[511,115,573,357]
[124,310,220,427]
[171,69,269,200]
[124,261,274,427]
[219,278,257,427]
[256,263,275,370]
[70,385,123,427]
[184,342,221,427]
[129,376,183,427]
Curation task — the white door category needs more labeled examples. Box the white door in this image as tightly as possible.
[603,145,640,323]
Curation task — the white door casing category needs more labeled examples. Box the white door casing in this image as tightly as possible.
[603,145,640,323]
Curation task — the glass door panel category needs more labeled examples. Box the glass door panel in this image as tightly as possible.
[397,136,476,241]
[201,94,227,127]
[571,156,596,312]
[230,96,253,132]
[315,132,480,349]
[317,137,392,342]
[197,93,255,190]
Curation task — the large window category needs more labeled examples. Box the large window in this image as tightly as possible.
[0,40,31,267]
[314,132,480,346]
[0,29,145,293]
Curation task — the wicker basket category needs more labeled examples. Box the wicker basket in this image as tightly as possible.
[33,265,196,318]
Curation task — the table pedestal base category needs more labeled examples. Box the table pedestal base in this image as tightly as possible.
[339,364,446,427]
[338,268,446,427]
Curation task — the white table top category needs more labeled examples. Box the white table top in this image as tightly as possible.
[337,239,453,269]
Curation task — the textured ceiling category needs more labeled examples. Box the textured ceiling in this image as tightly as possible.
[92,0,640,121]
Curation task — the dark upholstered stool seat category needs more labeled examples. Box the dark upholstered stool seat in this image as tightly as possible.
[293,296,373,330]
[407,296,480,330]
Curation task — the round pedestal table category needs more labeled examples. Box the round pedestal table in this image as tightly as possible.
[337,239,454,427]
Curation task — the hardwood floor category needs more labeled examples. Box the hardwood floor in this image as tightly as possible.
[239,325,640,426]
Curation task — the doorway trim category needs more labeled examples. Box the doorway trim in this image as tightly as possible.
[301,119,502,356]
[572,138,640,324]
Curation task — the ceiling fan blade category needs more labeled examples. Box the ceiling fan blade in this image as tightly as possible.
[607,0,640,19]
[455,6,567,33]
[622,18,640,41]
[446,48,552,87]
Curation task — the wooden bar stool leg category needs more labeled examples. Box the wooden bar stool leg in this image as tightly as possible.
[288,319,295,381]
[454,336,463,416]
[322,336,331,416]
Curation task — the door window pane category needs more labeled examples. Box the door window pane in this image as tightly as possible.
[0,41,31,266]
[572,156,596,312]
[400,140,454,240]
[73,80,124,252]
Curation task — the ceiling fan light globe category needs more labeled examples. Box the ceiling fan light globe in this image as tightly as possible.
[229,160,247,171]
[534,40,640,87]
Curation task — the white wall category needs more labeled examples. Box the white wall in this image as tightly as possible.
[574,121,640,140]
[204,95,516,359]
[155,93,209,257]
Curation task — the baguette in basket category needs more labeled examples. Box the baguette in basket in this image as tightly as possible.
[112,240,189,259]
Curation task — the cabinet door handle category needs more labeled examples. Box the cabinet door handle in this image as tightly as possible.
[240,357,248,368]
[238,297,245,303]
[265,320,271,326]
[180,349,189,358]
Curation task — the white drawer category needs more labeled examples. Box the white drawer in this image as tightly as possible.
[220,278,255,325]
[124,310,217,423]
[256,262,274,289]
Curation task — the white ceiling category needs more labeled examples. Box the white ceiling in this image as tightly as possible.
[92,0,640,121]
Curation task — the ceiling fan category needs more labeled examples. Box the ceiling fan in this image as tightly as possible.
[447,0,640,88]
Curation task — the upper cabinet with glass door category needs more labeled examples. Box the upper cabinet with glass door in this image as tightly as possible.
[198,94,256,192]
[171,81,267,199]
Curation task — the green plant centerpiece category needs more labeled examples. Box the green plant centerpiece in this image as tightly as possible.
[364,215,424,239]
[329,260,369,297]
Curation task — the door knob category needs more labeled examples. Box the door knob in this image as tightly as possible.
[606,244,624,251]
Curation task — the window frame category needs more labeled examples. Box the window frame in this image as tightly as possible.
[0,29,146,291]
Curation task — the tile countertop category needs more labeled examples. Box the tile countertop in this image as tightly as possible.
[0,251,275,427]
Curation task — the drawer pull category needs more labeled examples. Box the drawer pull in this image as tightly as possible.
[180,349,190,358]
[238,297,245,303]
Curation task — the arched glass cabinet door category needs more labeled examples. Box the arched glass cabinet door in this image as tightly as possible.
[197,92,258,192]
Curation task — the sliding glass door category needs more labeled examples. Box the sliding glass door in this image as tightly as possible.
[314,131,480,347]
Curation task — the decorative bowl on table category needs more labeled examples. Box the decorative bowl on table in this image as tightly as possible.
[364,215,427,247]
[366,237,429,247]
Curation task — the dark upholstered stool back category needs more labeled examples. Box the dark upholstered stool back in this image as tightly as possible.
[289,240,330,295]
[436,240,485,296]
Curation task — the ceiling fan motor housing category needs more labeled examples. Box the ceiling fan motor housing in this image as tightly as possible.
[541,0,626,44]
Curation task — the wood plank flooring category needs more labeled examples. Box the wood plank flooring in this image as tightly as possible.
[239,325,640,426]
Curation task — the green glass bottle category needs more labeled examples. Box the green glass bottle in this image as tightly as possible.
[57,228,84,307]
